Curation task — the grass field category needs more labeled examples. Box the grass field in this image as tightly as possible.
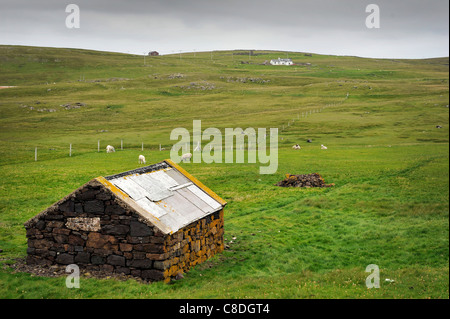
[0,45,448,299]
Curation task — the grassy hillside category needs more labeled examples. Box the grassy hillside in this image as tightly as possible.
[0,45,448,299]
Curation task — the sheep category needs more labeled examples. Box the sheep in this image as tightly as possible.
[292,144,301,150]
[321,144,328,150]
[181,153,192,162]
[106,145,115,153]
[138,155,146,164]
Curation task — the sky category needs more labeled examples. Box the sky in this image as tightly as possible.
[0,0,448,59]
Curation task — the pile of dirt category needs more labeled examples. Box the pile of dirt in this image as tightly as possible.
[276,173,334,188]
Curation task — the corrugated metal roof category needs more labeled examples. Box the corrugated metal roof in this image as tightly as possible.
[104,161,225,234]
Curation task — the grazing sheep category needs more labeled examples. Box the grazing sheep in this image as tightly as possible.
[307,139,312,143]
[106,145,115,153]
[181,153,192,162]
[138,155,146,164]
[321,144,328,150]
[292,144,301,150]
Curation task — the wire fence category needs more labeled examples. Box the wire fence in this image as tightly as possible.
[25,95,349,163]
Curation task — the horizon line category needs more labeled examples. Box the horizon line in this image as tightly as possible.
[0,43,449,60]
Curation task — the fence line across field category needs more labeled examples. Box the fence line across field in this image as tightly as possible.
[32,96,347,161]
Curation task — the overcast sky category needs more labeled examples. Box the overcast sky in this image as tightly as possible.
[0,0,448,58]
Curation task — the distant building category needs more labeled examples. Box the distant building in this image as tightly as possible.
[148,51,159,56]
[270,58,293,66]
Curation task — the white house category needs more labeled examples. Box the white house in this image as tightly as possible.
[270,58,294,66]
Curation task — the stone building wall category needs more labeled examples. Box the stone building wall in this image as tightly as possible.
[158,209,224,279]
[24,180,224,282]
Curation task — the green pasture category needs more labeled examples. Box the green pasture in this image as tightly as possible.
[0,45,448,298]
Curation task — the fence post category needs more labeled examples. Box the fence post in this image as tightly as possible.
[98,140,100,152]
[142,142,144,151]
[121,140,123,150]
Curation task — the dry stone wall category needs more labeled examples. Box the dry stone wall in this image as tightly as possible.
[24,180,224,282]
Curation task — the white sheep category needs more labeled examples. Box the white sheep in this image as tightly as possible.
[292,144,301,150]
[321,144,328,150]
[138,155,146,164]
[181,153,192,162]
[106,145,115,153]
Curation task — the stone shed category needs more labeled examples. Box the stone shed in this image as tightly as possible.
[24,159,226,282]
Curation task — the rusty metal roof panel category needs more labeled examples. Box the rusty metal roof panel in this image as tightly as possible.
[102,161,225,234]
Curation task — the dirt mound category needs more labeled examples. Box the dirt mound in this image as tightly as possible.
[276,173,334,188]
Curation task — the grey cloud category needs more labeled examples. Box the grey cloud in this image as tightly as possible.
[0,0,448,58]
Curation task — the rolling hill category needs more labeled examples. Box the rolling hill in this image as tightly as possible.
[0,45,448,298]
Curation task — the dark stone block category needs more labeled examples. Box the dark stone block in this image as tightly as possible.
[68,234,85,246]
[59,200,74,213]
[75,203,83,213]
[130,221,153,237]
[53,234,68,244]
[103,224,130,236]
[80,189,98,201]
[96,192,111,201]
[126,259,153,269]
[53,228,71,235]
[132,252,146,260]
[47,221,64,228]
[26,228,40,238]
[91,255,104,265]
[107,255,126,266]
[116,267,131,275]
[75,252,90,264]
[55,253,74,265]
[36,220,46,230]
[84,200,104,214]
[105,204,125,215]
[134,243,163,253]
[44,214,64,220]
[127,236,150,244]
